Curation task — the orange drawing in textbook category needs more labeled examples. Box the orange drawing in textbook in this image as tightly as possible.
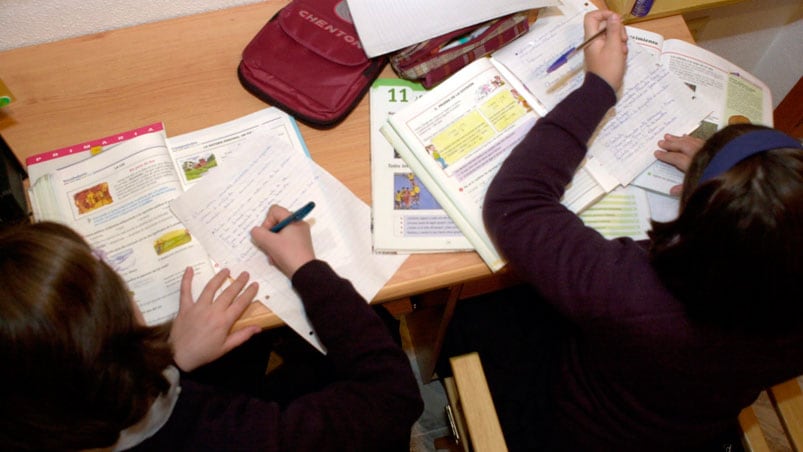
[73,182,113,214]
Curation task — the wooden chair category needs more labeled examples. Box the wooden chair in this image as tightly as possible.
[439,352,508,452]
[442,352,803,452]
[738,377,803,452]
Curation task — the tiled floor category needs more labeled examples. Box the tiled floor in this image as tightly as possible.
[400,317,451,452]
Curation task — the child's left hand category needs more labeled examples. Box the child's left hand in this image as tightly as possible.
[170,267,261,372]
[654,133,705,196]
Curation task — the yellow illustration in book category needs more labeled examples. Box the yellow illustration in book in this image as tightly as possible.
[154,229,192,255]
[74,182,113,214]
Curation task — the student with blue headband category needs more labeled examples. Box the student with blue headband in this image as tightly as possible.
[441,9,803,451]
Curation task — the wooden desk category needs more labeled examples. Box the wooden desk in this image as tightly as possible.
[0,1,693,331]
[605,0,747,22]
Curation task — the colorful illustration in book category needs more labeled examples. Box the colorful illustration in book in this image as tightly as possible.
[153,229,192,255]
[426,144,448,169]
[393,173,441,210]
[74,182,113,214]
[510,89,533,112]
[728,115,751,125]
[477,75,506,98]
[181,153,218,182]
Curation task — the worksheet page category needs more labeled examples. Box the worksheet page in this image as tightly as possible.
[493,2,710,186]
[170,134,407,352]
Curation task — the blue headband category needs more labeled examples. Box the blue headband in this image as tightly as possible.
[699,129,803,184]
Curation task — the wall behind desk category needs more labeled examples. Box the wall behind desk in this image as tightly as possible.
[0,0,261,50]
[0,0,799,108]
[684,0,801,110]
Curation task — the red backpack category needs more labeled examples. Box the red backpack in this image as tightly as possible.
[238,0,386,128]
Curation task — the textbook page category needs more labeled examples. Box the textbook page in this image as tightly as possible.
[629,28,773,128]
[32,130,216,325]
[579,185,651,241]
[167,107,309,191]
[491,2,710,187]
[628,28,772,194]
[26,124,164,191]
[369,78,472,254]
[170,134,407,353]
[381,58,540,271]
[346,0,558,58]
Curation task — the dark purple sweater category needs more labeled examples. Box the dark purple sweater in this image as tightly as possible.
[483,73,803,450]
[131,260,423,451]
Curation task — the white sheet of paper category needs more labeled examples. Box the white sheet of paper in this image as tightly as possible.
[170,133,407,352]
[346,0,558,57]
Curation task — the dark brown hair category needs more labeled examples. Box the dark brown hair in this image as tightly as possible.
[649,124,803,331]
[0,222,174,450]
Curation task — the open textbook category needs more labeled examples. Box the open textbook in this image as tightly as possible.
[26,108,404,351]
[380,0,708,271]
[627,28,773,194]
[369,78,472,253]
[26,109,304,324]
[28,124,217,326]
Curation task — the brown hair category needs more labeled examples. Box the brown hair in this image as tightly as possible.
[649,124,803,331]
[0,222,174,450]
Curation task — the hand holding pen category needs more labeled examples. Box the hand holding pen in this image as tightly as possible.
[270,201,316,232]
[251,203,317,278]
[580,11,628,92]
[546,27,608,74]
[547,12,628,91]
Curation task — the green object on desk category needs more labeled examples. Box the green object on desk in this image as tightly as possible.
[0,77,14,107]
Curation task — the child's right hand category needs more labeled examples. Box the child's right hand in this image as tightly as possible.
[583,10,628,92]
[250,204,316,279]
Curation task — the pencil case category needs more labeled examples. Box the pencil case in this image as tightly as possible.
[238,0,386,128]
[389,10,536,89]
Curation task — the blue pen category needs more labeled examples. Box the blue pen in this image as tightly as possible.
[270,201,316,232]
[546,27,607,74]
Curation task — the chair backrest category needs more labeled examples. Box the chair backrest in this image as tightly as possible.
[443,352,508,452]
[739,377,803,452]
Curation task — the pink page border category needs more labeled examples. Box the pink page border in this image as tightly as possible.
[26,123,164,167]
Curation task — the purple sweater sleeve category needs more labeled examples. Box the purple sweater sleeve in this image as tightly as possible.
[483,73,660,322]
[136,261,422,452]
[279,260,423,451]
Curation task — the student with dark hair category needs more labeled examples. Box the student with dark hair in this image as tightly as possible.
[0,205,423,451]
[443,10,803,451]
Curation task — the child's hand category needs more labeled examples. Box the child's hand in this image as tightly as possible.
[251,204,316,279]
[170,267,261,372]
[583,10,628,92]
[654,133,705,196]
